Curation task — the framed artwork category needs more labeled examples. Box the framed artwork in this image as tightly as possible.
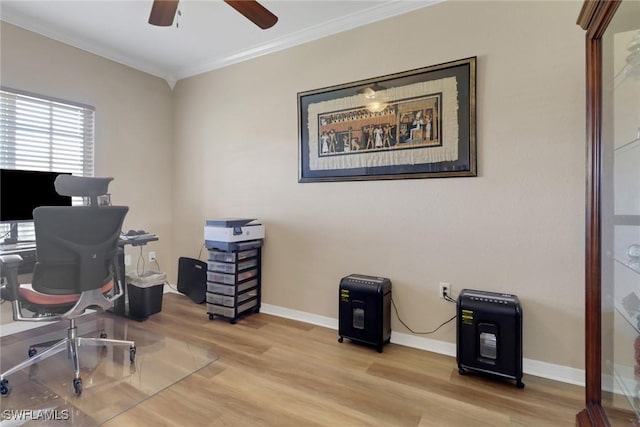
[297,57,476,182]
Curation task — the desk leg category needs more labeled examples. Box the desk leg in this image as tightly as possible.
[111,248,127,316]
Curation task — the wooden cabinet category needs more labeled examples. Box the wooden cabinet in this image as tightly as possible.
[577,1,640,425]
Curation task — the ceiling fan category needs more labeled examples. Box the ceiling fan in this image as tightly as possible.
[149,0,278,29]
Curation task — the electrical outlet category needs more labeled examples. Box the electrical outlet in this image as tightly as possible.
[148,251,156,262]
[124,254,132,266]
[439,282,450,300]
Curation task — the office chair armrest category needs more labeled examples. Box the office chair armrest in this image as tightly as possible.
[0,254,23,301]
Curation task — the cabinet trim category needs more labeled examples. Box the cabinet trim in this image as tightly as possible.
[578,0,622,426]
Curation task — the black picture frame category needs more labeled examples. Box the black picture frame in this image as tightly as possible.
[297,57,476,182]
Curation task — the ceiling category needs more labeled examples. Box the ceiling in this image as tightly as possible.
[0,0,439,87]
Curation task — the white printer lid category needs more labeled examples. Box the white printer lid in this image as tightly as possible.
[205,218,257,227]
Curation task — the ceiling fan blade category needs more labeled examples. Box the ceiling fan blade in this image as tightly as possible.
[149,0,180,27]
[224,0,278,30]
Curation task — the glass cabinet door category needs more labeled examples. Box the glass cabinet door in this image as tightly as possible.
[601,1,640,423]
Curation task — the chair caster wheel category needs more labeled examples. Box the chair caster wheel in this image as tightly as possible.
[458,368,466,375]
[0,379,11,397]
[338,336,343,343]
[73,378,82,396]
[100,332,108,339]
[28,347,37,358]
[209,314,214,320]
[516,381,525,389]
[129,347,136,362]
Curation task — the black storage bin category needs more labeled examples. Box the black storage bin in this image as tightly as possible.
[456,289,524,388]
[127,283,163,320]
[338,274,392,353]
[126,270,166,320]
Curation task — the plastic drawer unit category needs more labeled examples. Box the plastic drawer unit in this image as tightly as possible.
[205,239,262,324]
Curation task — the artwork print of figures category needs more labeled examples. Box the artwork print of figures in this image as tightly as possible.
[316,94,441,157]
[410,110,424,141]
[298,57,477,182]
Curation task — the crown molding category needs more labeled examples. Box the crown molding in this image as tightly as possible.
[175,1,443,81]
[0,14,176,85]
[1,1,442,87]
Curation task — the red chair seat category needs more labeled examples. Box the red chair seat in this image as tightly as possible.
[18,280,114,306]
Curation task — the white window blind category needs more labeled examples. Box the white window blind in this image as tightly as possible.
[0,87,95,242]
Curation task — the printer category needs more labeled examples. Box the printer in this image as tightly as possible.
[204,218,265,244]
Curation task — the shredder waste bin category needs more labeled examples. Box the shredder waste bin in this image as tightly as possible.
[126,270,166,319]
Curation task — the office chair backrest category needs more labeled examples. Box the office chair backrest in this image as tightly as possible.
[54,175,114,206]
[31,205,128,295]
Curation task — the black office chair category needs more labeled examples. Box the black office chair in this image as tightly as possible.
[0,175,135,397]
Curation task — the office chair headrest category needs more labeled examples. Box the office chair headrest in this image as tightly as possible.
[54,175,113,198]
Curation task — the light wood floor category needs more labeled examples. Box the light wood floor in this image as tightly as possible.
[93,293,585,426]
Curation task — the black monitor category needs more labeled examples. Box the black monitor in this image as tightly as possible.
[1,169,72,242]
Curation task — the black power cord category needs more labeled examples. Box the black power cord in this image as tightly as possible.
[136,246,146,275]
[153,257,181,293]
[151,257,178,293]
[391,288,457,335]
[443,291,457,304]
[197,243,206,261]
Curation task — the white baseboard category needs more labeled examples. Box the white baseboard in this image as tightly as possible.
[260,303,339,330]
[164,284,181,294]
[522,357,584,386]
[260,303,585,387]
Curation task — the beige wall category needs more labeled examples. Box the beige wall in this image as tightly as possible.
[0,22,174,278]
[173,0,586,369]
[1,0,587,371]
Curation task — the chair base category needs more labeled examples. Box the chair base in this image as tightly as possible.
[0,318,135,396]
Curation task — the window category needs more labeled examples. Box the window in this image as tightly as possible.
[0,87,95,242]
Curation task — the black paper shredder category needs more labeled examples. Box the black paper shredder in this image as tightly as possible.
[338,274,391,353]
[456,289,524,388]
